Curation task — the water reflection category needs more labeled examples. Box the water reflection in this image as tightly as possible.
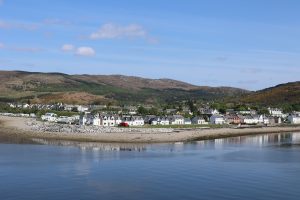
[25,132,300,152]
[0,131,299,151]
[31,138,148,152]
[1,132,300,200]
[198,132,299,146]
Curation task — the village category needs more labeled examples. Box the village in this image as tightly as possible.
[1,102,300,128]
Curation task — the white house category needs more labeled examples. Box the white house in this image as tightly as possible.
[132,116,144,126]
[79,113,93,125]
[57,116,73,124]
[41,113,58,122]
[115,116,122,126]
[293,111,300,116]
[268,108,284,117]
[168,115,184,125]
[92,114,120,127]
[8,103,16,108]
[64,104,75,111]
[210,115,225,125]
[77,105,89,112]
[238,110,251,115]
[256,115,264,124]
[80,115,87,125]
[122,116,144,126]
[275,117,282,124]
[23,104,30,109]
[242,115,258,125]
[237,110,257,115]
[263,117,270,124]
[199,108,219,115]
[251,115,272,124]
[184,118,192,125]
[101,115,116,127]
[150,117,158,125]
[160,117,170,125]
[288,115,300,124]
[150,117,170,125]
[124,106,138,115]
[191,117,207,125]
[93,115,101,126]
[182,107,193,115]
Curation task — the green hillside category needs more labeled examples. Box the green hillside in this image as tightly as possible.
[0,70,248,105]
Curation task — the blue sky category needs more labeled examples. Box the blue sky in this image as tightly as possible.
[0,0,300,90]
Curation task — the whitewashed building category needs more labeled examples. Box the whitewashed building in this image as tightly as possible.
[115,116,122,126]
[293,111,300,116]
[243,116,258,125]
[64,105,75,111]
[199,108,219,115]
[56,116,74,124]
[191,117,207,125]
[77,105,89,112]
[268,108,285,117]
[79,113,93,125]
[150,117,170,125]
[122,116,145,126]
[168,115,184,125]
[92,115,120,127]
[101,115,116,127]
[210,115,225,125]
[93,115,101,126]
[288,115,300,124]
[184,118,192,125]
[41,113,58,122]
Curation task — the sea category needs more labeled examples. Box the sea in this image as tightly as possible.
[0,132,300,200]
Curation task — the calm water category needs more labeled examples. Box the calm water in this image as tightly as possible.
[1,133,300,200]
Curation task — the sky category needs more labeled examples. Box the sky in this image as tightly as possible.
[0,0,300,90]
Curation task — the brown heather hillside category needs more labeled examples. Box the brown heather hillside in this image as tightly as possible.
[72,75,200,90]
[0,70,248,104]
[31,92,108,105]
[241,81,300,106]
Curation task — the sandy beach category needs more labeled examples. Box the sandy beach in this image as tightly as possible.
[1,116,300,143]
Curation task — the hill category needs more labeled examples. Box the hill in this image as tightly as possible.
[240,81,300,107]
[0,70,248,105]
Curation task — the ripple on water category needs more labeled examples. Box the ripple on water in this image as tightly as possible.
[0,132,300,200]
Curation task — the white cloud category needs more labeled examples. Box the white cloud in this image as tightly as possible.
[90,23,147,40]
[75,47,96,57]
[61,44,75,52]
[61,44,96,57]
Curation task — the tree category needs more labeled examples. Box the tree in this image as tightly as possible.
[106,102,113,108]
[218,108,226,114]
[282,104,293,113]
[71,107,78,112]
[177,104,183,112]
[235,104,248,111]
[138,106,148,115]
[149,107,159,115]
[292,104,300,111]
[258,108,269,115]
[187,100,197,114]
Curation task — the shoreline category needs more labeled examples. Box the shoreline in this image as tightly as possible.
[1,116,300,143]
